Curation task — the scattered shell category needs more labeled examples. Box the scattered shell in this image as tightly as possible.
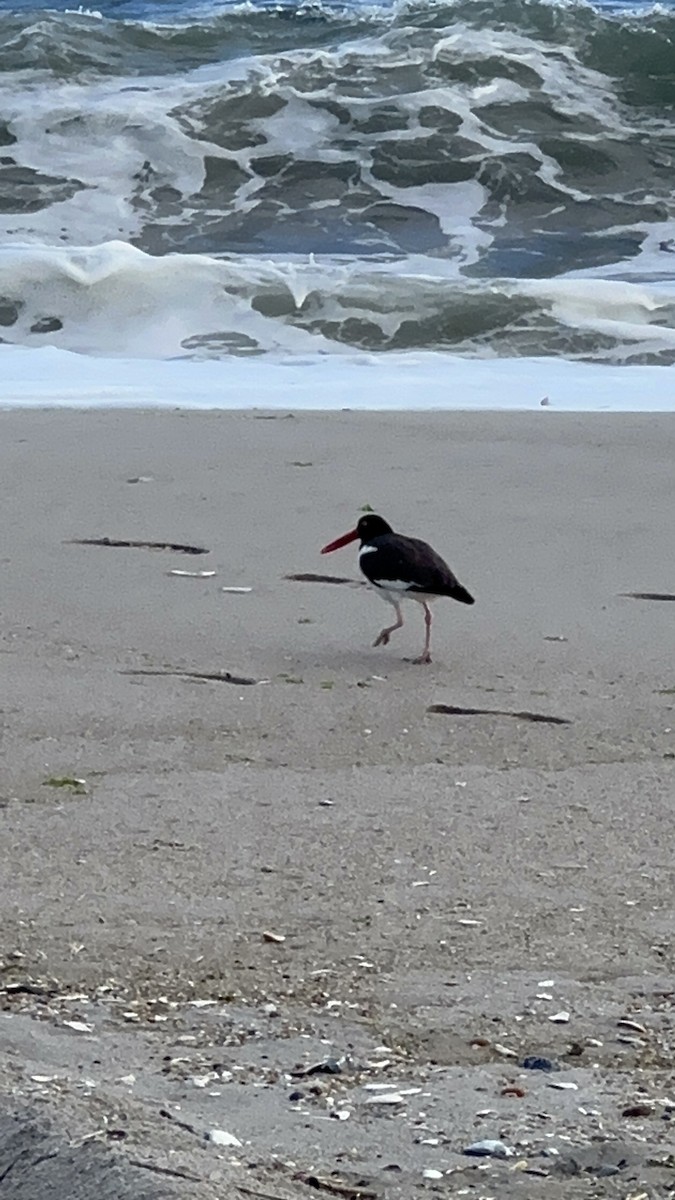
[494,1044,518,1059]
[365,1085,421,1099]
[422,1169,443,1180]
[318,799,334,807]
[549,1011,570,1024]
[548,1080,578,1090]
[293,1058,342,1077]
[30,1074,57,1083]
[364,1093,407,1105]
[262,931,286,943]
[208,1129,242,1147]
[618,1035,645,1047]
[221,586,253,594]
[617,1019,648,1035]
[501,1086,526,1098]
[190,999,218,1008]
[464,1139,515,1158]
[457,918,481,926]
[168,569,217,578]
[539,980,555,987]
[62,1020,94,1033]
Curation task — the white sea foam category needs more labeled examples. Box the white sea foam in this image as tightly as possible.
[1,241,675,362]
[0,0,673,386]
[1,342,674,412]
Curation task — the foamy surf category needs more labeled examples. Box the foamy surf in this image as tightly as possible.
[1,0,674,407]
[1,343,674,411]
[2,241,675,363]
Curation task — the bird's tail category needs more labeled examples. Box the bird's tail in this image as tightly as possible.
[448,582,475,605]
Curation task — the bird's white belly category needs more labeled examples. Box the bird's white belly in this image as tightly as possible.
[368,579,436,605]
[359,547,436,603]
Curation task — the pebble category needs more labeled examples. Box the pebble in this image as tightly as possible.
[549,1011,570,1023]
[464,1139,515,1158]
[521,1056,560,1072]
[622,1103,653,1118]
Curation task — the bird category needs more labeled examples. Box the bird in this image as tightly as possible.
[321,513,474,663]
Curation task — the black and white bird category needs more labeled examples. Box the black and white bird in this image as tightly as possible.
[321,513,474,663]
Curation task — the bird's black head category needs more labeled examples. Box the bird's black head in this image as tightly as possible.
[355,514,393,543]
[321,513,393,555]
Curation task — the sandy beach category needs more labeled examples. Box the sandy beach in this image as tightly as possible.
[1,408,674,1199]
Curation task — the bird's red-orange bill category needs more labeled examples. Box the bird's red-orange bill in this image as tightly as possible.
[321,528,358,554]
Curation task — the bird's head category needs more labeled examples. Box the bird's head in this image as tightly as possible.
[321,513,393,554]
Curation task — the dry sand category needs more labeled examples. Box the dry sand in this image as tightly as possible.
[0,408,674,1199]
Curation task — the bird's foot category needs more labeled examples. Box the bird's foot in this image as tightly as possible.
[410,651,432,665]
[373,630,390,647]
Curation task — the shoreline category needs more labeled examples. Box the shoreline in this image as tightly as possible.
[0,408,673,1199]
[2,345,675,413]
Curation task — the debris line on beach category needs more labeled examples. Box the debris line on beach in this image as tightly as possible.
[621,591,675,602]
[121,668,260,685]
[69,537,209,555]
[428,703,571,725]
[285,572,365,586]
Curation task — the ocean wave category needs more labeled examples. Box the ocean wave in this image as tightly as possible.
[0,0,673,362]
[1,240,675,362]
[0,0,673,278]
[1,0,674,90]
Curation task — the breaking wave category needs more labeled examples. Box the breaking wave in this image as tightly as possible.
[0,0,674,361]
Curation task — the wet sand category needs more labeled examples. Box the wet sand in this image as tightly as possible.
[0,409,674,1199]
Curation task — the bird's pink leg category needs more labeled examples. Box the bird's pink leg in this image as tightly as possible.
[373,601,403,648]
[412,601,433,664]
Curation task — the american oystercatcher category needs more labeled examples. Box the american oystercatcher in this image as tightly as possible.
[321,513,474,663]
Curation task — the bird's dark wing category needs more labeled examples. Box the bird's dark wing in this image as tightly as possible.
[363,535,474,605]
